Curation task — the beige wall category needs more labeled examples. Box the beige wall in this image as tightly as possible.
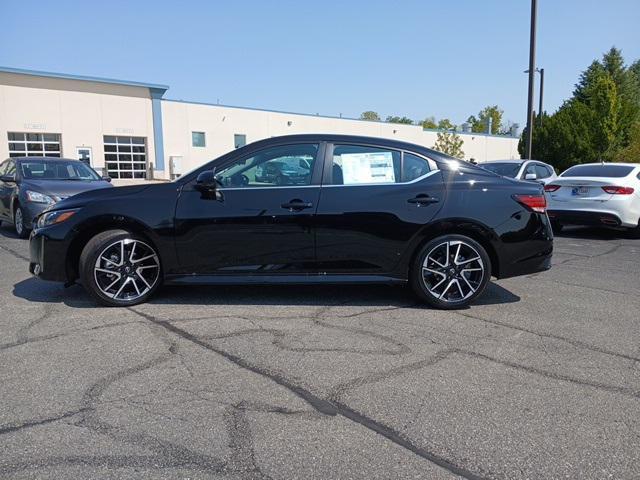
[0,72,156,173]
[161,100,520,175]
[0,71,520,181]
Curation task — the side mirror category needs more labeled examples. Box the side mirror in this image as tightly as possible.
[102,175,112,183]
[524,173,537,180]
[0,174,15,183]
[194,170,221,199]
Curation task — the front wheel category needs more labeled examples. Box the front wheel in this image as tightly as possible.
[79,230,162,307]
[14,206,30,239]
[410,234,491,310]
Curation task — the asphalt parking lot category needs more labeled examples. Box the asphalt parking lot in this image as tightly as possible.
[1,224,639,480]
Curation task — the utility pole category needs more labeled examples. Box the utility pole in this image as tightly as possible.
[538,68,544,128]
[525,0,538,160]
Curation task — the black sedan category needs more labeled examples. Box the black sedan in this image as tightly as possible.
[28,135,553,309]
[0,156,112,238]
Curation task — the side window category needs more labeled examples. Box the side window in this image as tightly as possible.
[535,164,550,179]
[5,160,16,179]
[402,152,431,182]
[330,145,401,185]
[0,160,7,176]
[215,143,318,188]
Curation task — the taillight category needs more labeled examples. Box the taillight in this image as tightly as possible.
[601,186,634,195]
[544,184,560,192]
[513,194,546,213]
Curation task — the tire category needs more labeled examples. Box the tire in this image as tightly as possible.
[550,219,563,234]
[79,229,162,307]
[410,234,491,310]
[14,205,30,239]
[629,222,640,239]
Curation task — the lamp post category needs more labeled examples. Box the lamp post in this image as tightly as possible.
[525,0,538,160]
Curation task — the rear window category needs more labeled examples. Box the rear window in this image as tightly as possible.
[561,165,635,178]
[480,162,521,178]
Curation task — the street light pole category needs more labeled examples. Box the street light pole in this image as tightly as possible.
[538,67,544,128]
[525,0,538,160]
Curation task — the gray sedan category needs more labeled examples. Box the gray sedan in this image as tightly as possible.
[0,156,112,238]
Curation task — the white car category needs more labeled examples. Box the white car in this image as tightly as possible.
[480,159,558,184]
[545,163,640,235]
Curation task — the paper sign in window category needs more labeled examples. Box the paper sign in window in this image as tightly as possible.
[340,152,395,184]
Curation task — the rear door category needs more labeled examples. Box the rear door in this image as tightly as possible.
[314,142,444,274]
[0,159,16,220]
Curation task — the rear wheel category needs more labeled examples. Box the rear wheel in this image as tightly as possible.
[410,234,491,310]
[79,229,162,307]
[629,221,640,239]
[14,205,30,239]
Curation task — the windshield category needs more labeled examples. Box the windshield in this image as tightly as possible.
[561,164,635,178]
[481,162,521,178]
[20,160,101,181]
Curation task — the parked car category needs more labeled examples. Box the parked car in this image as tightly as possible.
[254,156,311,185]
[0,157,113,238]
[545,162,640,235]
[480,159,558,184]
[28,135,553,309]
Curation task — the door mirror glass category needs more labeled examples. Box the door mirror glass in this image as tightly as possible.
[102,175,112,183]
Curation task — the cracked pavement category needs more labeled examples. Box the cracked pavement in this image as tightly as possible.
[1,224,639,479]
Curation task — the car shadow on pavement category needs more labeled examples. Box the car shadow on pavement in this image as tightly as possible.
[12,277,520,309]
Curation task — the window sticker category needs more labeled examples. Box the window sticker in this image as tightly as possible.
[340,151,395,184]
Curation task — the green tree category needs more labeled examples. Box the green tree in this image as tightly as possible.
[468,106,503,134]
[386,115,414,124]
[615,121,640,163]
[433,131,464,159]
[437,118,455,130]
[360,111,381,121]
[520,47,640,171]
[421,116,437,129]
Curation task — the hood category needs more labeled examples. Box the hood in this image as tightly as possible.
[47,183,153,210]
[22,179,113,200]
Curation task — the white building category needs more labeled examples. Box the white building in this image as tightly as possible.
[0,66,520,180]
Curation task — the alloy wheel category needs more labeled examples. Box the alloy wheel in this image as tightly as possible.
[15,208,24,236]
[93,238,160,301]
[421,240,485,303]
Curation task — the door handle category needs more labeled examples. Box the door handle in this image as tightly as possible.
[281,199,313,211]
[407,194,439,205]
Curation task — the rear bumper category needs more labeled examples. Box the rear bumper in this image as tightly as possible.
[547,209,632,228]
[29,228,70,282]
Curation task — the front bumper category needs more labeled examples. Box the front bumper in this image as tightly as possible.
[29,229,69,282]
[23,202,51,229]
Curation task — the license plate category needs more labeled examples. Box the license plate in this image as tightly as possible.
[572,186,589,196]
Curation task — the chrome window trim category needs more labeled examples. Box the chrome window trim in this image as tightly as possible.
[218,184,320,191]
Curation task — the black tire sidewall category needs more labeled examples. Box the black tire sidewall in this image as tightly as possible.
[410,234,491,310]
[79,230,162,307]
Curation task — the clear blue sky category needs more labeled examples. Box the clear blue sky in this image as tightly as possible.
[1,0,638,127]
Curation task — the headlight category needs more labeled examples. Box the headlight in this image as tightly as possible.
[26,190,55,204]
[36,208,80,228]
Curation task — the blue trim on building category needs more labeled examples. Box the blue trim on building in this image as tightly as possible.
[0,66,169,92]
[150,88,166,171]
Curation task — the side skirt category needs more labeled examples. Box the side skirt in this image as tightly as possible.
[164,273,407,286]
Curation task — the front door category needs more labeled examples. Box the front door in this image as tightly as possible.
[174,142,323,274]
[315,143,444,274]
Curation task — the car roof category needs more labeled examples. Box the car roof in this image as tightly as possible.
[567,162,640,168]
[243,134,455,161]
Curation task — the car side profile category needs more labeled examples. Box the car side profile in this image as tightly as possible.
[0,156,113,238]
[545,162,640,235]
[28,134,553,309]
[480,159,557,185]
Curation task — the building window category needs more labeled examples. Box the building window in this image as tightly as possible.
[234,134,247,149]
[103,136,147,179]
[8,132,61,158]
[192,131,206,147]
